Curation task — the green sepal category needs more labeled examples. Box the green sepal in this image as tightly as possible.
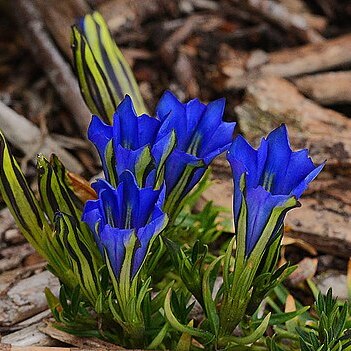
[154,130,177,189]
[72,12,147,122]
[134,146,153,188]
[164,159,205,220]
[103,139,118,187]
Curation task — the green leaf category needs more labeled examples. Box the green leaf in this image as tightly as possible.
[45,287,62,321]
[0,131,50,257]
[175,320,193,351]
[37,154,83,223]
[252,306,310,327]
[147,323,169,350]
[218,313,271,346]
[202,255,222,336]
[72,12,147,122]
[164,289,214,344]
[55,212,102,305]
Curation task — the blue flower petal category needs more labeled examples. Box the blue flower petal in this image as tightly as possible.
[227,134,268,189]
[100,225,134,279]
[244,186,291,255]
[81,199,104,251]
[115,144,148,179]
[132,212,167,277]
[118,171,165,229]
[199,121,236,163]
[113,95,138,148]
[156,90,185,122]
[163,149,203,194]
[88,116,113,154]
[137,114,161,146]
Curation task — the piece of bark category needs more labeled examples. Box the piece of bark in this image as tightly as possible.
[0,101,83,174]
[0,270,59,326]
[0,264,47,295]
[314,271,348,300]
[0,208,16,237]
[235,76,351,167]
[293,71,351,105]
[40,323,125,350]
[231,0,324,43]
[35,0,89,60]
[279,0,328,32]
[97,0,137,34]
[287,257,318,286]
[1,321,57,347]
[97,0,180,34]
[221,33,351,90]
[0,244,35,273]
[160,15,205,65]
[174,52,200,98]
[199,174,351,257]
[11,0,92,138]
[3,229,25,245]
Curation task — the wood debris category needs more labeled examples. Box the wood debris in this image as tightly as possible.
[293,71,351,105]
[0,0,350,347]
[220,34,351,90]
[0,270,59,326]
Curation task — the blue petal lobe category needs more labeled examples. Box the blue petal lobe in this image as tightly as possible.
[100,225,134,279]
[245,186,291,255]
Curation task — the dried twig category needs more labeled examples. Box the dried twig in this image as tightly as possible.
[293,71,351,105]
[40,323,126,350]
[11,0,91,137]
[0,101,83,174]
[35,0,89,60]
[221,33,351,90]
[230,0,324,43]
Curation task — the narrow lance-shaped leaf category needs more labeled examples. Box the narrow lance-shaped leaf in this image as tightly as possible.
[72,12,147,122]
[0,131,50,257]
[37,154,84,223]
[72,26,117,122]
[37,154,100,258]
[55,212,102,305]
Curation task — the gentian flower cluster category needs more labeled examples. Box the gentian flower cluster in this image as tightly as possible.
[83,91,235,280]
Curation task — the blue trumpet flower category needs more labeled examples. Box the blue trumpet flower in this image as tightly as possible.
[82,171,167,279]
[227,124,324,256]
[156,91,236,205]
